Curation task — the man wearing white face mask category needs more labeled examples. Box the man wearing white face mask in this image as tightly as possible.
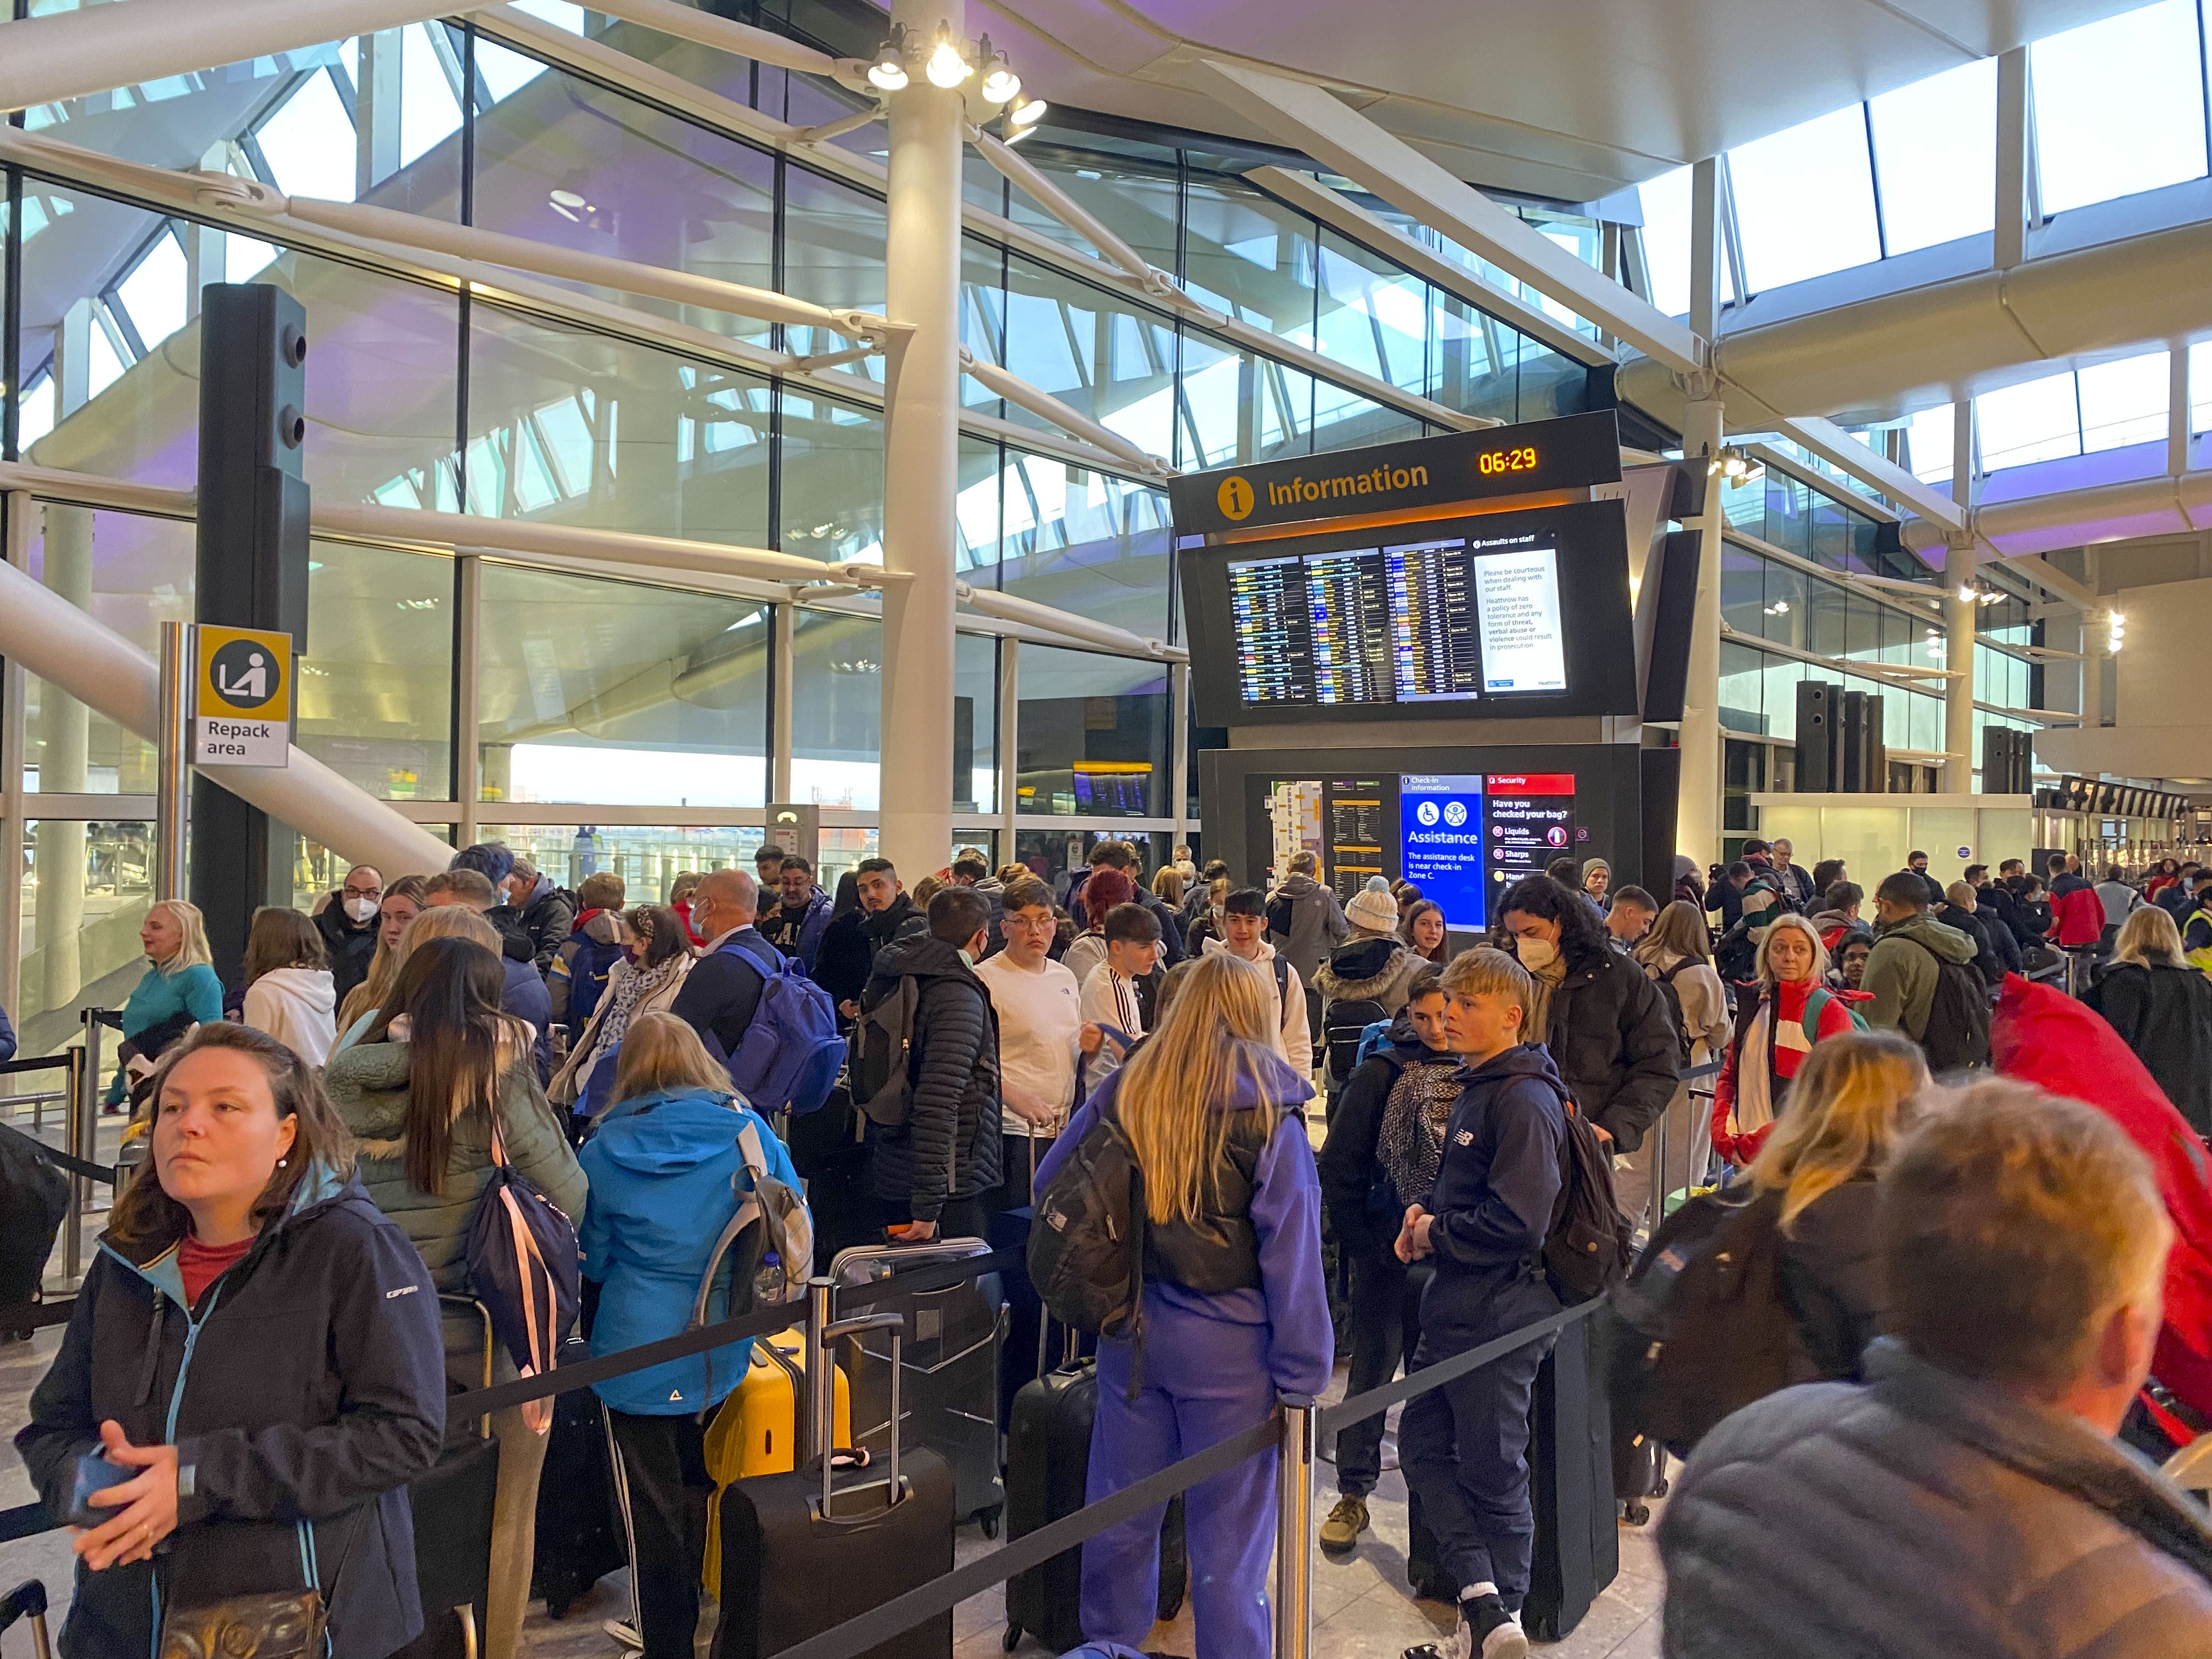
[314,864,383,1008]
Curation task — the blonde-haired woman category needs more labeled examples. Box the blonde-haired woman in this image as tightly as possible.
[1032,952,1331,1659]
[1748,1029,1929,1379]
[2088,905,2212,1136]
[332,901,502,1058]
[1713,911,1865,1167]
[108,899,223,1108]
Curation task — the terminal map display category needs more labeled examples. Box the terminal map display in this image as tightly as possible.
[1400,772,1578,930]
[1228,529,1568,710]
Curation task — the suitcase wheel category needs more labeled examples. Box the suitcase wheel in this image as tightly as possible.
[1655,1475,1670,1498]
[1002,1624,1022,1652]
[978,1502,1002,1539]
[1623,1498,1651,1526]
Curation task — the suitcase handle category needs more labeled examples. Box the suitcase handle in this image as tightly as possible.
[820,1313,905,1515]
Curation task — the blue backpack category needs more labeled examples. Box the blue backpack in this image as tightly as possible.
[715,936,845,1116]
[1351,1017,1394,1071]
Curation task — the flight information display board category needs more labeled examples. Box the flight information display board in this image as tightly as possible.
[1400,771,1578,930]
[1189,499,1634,727]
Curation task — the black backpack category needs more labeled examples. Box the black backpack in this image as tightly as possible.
[1909,937,1993,1072]
[1545,1096,1634,1305]
[1323,992,1389,1082]
[851,972,923,1127]
[1602,1187,1795,1455]
[1028,1107,1147,1343]
[1651,960,1695,1070]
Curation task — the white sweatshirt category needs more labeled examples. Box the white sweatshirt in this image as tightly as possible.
[1077,962,1146,1093]
[243,966,338,1068]
[1198,936,1313,1077]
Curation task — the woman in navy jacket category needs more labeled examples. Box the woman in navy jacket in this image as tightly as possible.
[17,1023,445,1659]
[1035,951,1333,1659]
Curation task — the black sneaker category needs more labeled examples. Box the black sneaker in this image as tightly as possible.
[1403,1593,1526,1659]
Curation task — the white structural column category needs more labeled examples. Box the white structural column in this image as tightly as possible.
[1675,159,1726,865]
[0,495,31,1040]
[1995,47,2030,272]
[36,506,92,1019]
[876,0,964,878]
[1943,538,1978,793]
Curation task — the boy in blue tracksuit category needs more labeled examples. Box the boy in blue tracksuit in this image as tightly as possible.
[1396,947,1567,1659]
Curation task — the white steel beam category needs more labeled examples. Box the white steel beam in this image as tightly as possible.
[969,126,1158,289]
[1995,47,2029,272]
[220,184,899,342]
[960,351,1169,476]
[1775,415,1965,532]
[0,0,489,114]
[590,0,841,78]
[957,584,1181,661]
[1247,167,1610,369]
[1188,59,1704,378]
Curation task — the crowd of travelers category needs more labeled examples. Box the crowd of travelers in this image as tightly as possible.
[12,830,2212,1659]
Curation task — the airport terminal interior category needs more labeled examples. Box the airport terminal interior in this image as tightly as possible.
[7,0,2212,1655]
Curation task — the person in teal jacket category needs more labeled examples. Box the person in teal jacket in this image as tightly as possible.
[107,899,224,1105]
[578,1011,804,1659]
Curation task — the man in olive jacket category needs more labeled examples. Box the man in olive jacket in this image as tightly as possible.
[1660,1085,2212,1657]
[1860,870,1981,1041]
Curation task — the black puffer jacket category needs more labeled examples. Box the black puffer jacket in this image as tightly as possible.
[1775,1178,1886,1383]
[2087,963,2212,1137]
[862,933,1003,1221]
[313,898,380,1008]
[16,1167,446,1659]
[516,884,577,975]
[1537,941,1681,1153]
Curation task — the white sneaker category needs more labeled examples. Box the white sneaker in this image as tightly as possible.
[1404,1594,1525,1659]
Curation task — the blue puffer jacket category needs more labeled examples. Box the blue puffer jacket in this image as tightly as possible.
[1660,1339,2212,1657]
[578,1086,803,1416]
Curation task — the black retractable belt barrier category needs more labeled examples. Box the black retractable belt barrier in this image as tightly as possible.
[0,1120,118,1185]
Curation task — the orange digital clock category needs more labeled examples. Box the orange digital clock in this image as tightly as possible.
[1477,445,1540,476]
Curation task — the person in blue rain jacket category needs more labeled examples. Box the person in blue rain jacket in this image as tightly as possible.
[1035,951,1334,1659]
[577,1011,803,1659]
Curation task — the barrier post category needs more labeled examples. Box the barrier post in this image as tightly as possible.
[805,1275,836,1463]
[1273,1393,1317,1659]
[62,1043,90,1281]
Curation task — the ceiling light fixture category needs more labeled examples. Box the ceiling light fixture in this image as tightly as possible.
[925,25,972,88]
[1007,94,1047,127]
[977,36,1019,103]
[866,27,909,91]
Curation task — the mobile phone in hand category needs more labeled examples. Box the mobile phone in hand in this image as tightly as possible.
[68,1452,135,1527]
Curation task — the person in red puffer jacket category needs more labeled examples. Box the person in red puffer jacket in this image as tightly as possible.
[1715,913,1870,1166]
[1994,972,2212,1423]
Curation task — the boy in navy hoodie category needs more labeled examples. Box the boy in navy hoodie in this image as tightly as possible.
[1395,946,1569,1659]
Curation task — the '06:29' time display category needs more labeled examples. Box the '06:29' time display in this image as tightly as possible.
[1477,445,1540,476]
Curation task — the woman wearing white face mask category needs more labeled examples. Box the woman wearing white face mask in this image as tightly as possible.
[315,864,387,1009]
[1493,874,1680,1176]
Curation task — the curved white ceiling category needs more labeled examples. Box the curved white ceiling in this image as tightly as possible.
[966,0,2154,200]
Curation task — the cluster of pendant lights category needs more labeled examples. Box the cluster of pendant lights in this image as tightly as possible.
[866,23,1047,134]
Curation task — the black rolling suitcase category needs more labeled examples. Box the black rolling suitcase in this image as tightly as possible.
[0,1124,69,1325]
[786,1082,881,1263]
[1002,1345,1186,1654]
[1522,1312,1618,1641]
[394,1435,501,1659]
[711,1312,956,1659]
[531,1338,628,1619]
[833,1240,1006,1533]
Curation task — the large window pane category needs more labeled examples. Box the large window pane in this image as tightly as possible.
[2032,0,2208,215]
[300,542,453,800]
[17,819,157,1055]
[1001,143,1180,274]
[956,633,999,814]
[469,58,779,351]
[477,564,767,806]
[1177,330,1312,469]
[780,387,883,565]
[998,256,1176,455]
[1869,59,1998,255]
[1728,105,1883,290]
[19,188,460,503]
[1976,370,2082,471]
[467,306,771,545]
[1182,176,1316,348]
[2076,351,2169,453]
[1313,230,1427,397]
[482,823,769,904]
[783,168,890,365]
[1016,645,1170,819]
[1001,454,1173,641]
[792,609,881,809]
[20,506,191,795]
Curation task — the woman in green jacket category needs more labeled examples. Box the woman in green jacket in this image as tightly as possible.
[323,934,587,1659]
[106,899,225,1107]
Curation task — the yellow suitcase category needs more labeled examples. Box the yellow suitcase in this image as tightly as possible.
[700,1327,851,1596]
